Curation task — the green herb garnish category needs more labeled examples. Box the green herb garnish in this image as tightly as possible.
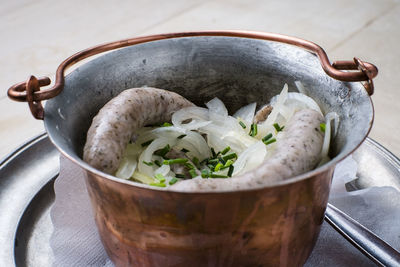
[177,134,186,139]
[210,173,228,178]
[169,177,178,185]
[181,148,190,153]
[211,148,217,158]
[222,153,237,161]
[320,123,326,133]
[263,138,276,145]
[221,146,231,155]
[189,169,197,178]
[221,159,233,169]
[141,139,154,147]
[207,164,216,169]
[273,123,285,132]
[249,123,258,137]
[201,169,209,178]
[185,163,195,169]
[155,173,166,182]
[163,158,188,165]
[143,161,153,166]
[200,158,209,165]
[208,158,219,165]
[227,165,234,177]
[214,162,223,172]
[192,157,199,167]
[154,144,170,157]
[161,122,173,127]
[175,174,185,179]
[262,133,273,142]
[150,182,166,188]
[154,160,161,167]
[239,121,246,129]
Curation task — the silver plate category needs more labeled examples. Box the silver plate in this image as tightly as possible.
[0,134,399,266]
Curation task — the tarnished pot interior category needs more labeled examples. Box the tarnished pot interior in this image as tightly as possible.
[44,36,373,266]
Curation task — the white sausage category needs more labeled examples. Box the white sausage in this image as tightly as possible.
[83,87,194,174]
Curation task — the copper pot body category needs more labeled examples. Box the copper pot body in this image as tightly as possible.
[40,33,374,266]
[85,167,333,266]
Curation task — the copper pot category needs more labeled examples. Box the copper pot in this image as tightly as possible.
[8,31,376,266]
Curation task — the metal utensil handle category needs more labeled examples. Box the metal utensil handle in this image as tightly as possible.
[325,203,400,266]
[7,30,378,119]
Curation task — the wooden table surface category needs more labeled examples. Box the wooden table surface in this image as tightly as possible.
[1,0,400,159]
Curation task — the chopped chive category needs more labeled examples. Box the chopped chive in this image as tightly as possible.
[161,122,173,127]
[208,158,219,165]
[143,161,153,166]
[320,123,326,133]
[227,165,234,177]
[207,164,216,169]
[218,157,226,165]
[221,159,233,169]
[192,157,199,167]
[273,123,284,132]
[214,162,223,171]
[150,182,166,188]
[263,138,277,145]
[155,173,166,182]
[200,157,209,165]
[154,144,170,157]
[185,163,195,169]
[177,134,187,139]
[201,169,209,178]
[249,123,258,137]
[175,174,185,179]
[262,133,273,142]
[154,160,161,167]
[210,173,228,178]
[222,153,237,161]
[163,158,188,165]
[221,146,231,155]
[169,177,178,185]
[141,139,154,147]
[181,148,190,153]
[239,121,247,129]
[189,169,197,178]
[211,147,217,158]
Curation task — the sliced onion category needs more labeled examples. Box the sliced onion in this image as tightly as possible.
[138,137,177,177]
[258,84,288,137]
[201,115,244,133]
[131,171,156,184]
[285,93,323,115]
[115,155,137,179]
[150,126,187,139]
[233,141,267,176]
[155,164,171,176]
[318,112,340,166]
[172,106,210,130]
[206,97,228,117]
[199,122,257,153]
[325,112,340,136]
[294,80,308,95]
[320,115,333,161]
[124,143,143,156]
[206,132,228,153]
[176,131,211,160]
[233,102,257,125]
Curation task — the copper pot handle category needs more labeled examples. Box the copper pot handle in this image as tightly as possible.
[7,30,378,120]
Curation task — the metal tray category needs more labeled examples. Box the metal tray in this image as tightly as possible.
[1,133,399,266]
